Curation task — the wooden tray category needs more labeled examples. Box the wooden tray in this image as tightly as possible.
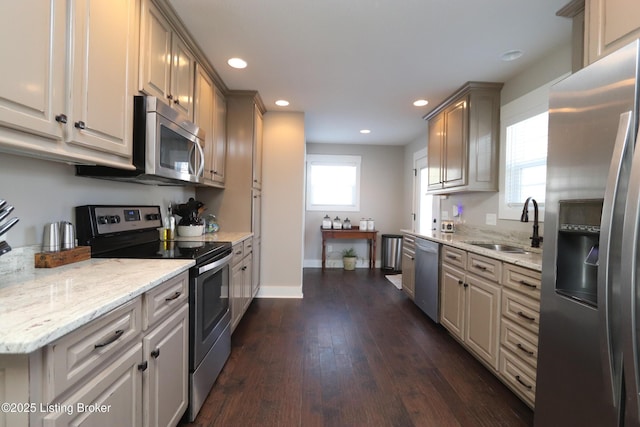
[35,246,91,268]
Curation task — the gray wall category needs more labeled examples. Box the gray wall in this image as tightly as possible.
[304,143,405,267]
[0,152,194,248]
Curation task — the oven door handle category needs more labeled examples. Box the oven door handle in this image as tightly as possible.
[198,252,233,275]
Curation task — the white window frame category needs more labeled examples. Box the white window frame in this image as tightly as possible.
[306,154,361,212]
[498,75,568,221]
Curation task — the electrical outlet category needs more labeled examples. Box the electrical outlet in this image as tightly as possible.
[486,213,497,226]
[453,205,460,217]
[327,245,333,253]
[441,210,450,220]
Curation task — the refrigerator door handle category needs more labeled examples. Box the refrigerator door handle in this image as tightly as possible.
[599,110,633,412]
[622,120,640,427]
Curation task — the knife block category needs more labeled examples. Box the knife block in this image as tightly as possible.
[34,246,91,268]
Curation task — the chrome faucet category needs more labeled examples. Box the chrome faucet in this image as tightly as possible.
[521,197,543,248]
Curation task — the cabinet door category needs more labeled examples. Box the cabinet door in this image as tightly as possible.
[42,343,143,427]
[440,264,466,340]
[170,36,195,119]
[139,0,172,101]
[194,66,215,183]
[67,0,136,159]
[427,113,444,190]
[143,304,188,427]
[443,99,467,188]
[251,236,261,298]
[213,88,227,184]
[465,274,501,370]
[0,0,65,143]
[586,0,640,64]
[401,250,415,299]
[230,261,244,332]
[243,253,253,312]
[252,106,263,189]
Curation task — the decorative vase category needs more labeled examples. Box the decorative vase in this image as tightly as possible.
[343,256,357,270]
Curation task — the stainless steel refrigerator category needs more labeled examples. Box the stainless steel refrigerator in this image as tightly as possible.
[535,39,640,426]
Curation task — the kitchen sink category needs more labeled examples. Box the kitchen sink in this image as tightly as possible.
[470,243,530,254]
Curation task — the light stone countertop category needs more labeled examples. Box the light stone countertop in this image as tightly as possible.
[0,250,194,354]
[401,229,543,272]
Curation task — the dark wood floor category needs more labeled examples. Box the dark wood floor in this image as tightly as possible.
[181,268,533,427]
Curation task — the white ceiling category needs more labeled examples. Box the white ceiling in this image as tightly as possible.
[168,0,572,145]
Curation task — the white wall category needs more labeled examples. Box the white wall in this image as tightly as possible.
[0,152,194,248]
[260,112,306,297]
[304,143,405,268]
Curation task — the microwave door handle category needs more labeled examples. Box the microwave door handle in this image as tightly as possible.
[599,110,633,414]
[196,140,205,177]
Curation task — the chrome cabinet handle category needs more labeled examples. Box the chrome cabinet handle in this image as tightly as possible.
[167,94,173,100]
[516,343,534,356]
[519,280,537,289]
[55,114,67,124]
[74,121,86,130]
[94,329,124,349]
[138,361,148,372]
[151,348,160,358]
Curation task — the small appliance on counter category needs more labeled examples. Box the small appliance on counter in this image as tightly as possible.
[174,198,205,237]
[441,220,455,233]
[0,198,19,257]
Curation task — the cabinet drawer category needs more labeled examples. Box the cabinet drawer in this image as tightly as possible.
[403,233,416,249]
[500,318,538,369]
[467,252,502,283]
[502,289,540,334]
[243,238,253,255]
[503,264,541,300]
[442,245,466,269]
[499,349,536,407]
[232,242,244,266]
[143,272,189,330]
[45,298,142,401]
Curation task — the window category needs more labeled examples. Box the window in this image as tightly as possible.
[499,74,568,221]
[306,154,361,211]
[504,111,548,206]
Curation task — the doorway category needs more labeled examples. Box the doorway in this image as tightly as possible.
[414,150,439,234]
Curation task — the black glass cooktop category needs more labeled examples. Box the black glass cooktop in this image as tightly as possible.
[93,240,231,263]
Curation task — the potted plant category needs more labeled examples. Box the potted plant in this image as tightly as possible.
[342,248,358,271]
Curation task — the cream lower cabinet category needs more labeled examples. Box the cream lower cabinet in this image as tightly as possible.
[0,272,188,427]
[440,247,501,371]
[0,0,137,167]
[401,234,416,299]
[498,264,541,408]
[230,238,254,332]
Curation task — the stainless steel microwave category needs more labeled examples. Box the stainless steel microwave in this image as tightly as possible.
[76,96,205,185]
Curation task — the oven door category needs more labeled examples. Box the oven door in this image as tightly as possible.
[191,251,232,368]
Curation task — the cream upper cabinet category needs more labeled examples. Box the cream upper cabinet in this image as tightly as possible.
[194,65,226,187]
[213,87,228,185]
[252,106,264,190]
[586,0,640,64]
[424,82,502,194]
[140,0,195,119]
[0,1,65,144]
[0,0,137,167]
[66,0,138,159]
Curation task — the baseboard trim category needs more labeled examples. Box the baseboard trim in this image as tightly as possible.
[256,285,303,299]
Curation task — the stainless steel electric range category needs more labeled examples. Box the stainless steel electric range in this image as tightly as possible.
[75,205,232,422]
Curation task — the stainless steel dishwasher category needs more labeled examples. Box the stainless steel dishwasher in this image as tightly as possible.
[414,238,440,323]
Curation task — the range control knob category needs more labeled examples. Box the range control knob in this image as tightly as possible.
[108,215,121,224]
[98,216,109,225]
[146,213,160,221]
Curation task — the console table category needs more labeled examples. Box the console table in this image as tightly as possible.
[321,227,378,270]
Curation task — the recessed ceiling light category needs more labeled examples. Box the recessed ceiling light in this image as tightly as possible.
[500,49,524,62]
[275,100,290,107]
[413,99,429,107]
[227,57,247,69]
[360,129,371,134]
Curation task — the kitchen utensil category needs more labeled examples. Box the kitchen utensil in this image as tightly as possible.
[0,199,6,211]
[0,205,14,223]
[0,217,18,237]
[60,221,76,250]
[42,222,60,252]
